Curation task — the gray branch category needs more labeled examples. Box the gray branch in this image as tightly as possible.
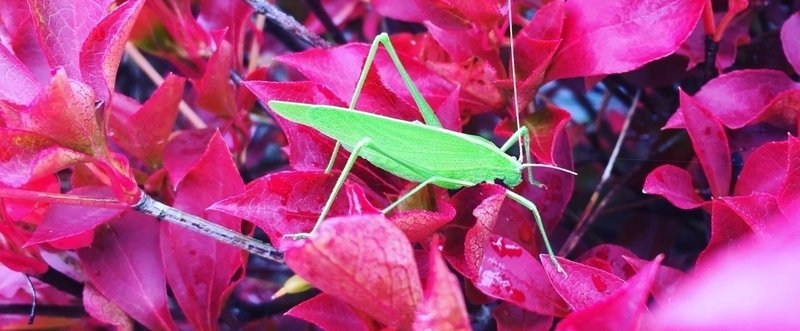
[132,194,284,263]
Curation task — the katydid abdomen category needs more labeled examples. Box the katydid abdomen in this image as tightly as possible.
[267,100,523,189]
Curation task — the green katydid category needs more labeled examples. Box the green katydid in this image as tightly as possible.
[261,24,575,273]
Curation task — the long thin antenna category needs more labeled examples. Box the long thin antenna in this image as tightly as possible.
[508,0,523,161]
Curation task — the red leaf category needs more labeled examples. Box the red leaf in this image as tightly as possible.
[734,141,789,196]
[577,244,640,280]
[82,285,134,331]
[277,44,421,121]
[418,0,503,30]
[476,235,568,316]
[284,214,422,329]
[701,193,784,263]
[555,256,662,331]
[443,184,506,280]
[654,218,800,330]
[665,70,800,129]
[162,129,215,189]
[208,170,369,250]
[194,39,238,119]
[426,56,504,110]
[779,136,800,215]
[540,256,625,311]
[0,45,39,104]
[78,211,178,331]
[372,0,425,23]
[389,187,456,242]
[412,236,471,330]
[679,90,732,197]
[161,131,245,331]
[622,255,683,304]
[79,0,144,103]
[782,12,800,75]
[109,74,185,167]
[643,165,705,209]
[0,129,88,187]
[285,294,372,331]
[494,302,554,331]
[545,0,704,81]
[27,186,125,248]
[677,12,750,71]
[28,0,110,78]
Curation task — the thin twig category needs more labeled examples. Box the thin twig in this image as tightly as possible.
[0,304,86,318]
[242,0,333,49]
[559,89,642,256]
[247,14,267,74]
[132,194,284,263]
[25,275,36,324]
[303,0,347,44]
[124,43,208,129]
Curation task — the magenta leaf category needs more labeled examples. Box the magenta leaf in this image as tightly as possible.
[577,244,640,280]
[622,255,683,304]
[161,131,245,331]
[412,236,471,330]
[779,136,800,216]
[476,235,568,316]
[79,0,144,103]
[494,302,554,331]
[701,193,784,263]
[679,90,732,197]
[78,211,178,331]
[782,12,800,75]
[194,39,238,119]
[162,129,215,189]
[545,0,704,81]
[540,256,625,311]
[555,256,663,331]
[286,294,372,331]
[109,74,185,167]
[27,186,124,247]
[28,0,109,78]
[284,214,422,329]
[643,165,705,209]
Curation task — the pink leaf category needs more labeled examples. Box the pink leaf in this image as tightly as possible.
[78,211,178,331]
[545,0,704,81]
[540,256,625,311]
[665,70,800,129]
[284,214,422,329]
[779,136,800,216]
[476,235,568,316]
[0,45,39,104]
[109,74,185,167]
[643,165,705,209]
[494,302,554,331]
[285,294,372,331]
[208,170,366,250]
[27,186,124,247]
[79,0,144,103]
[622,255,683,304]
[782,12,800,75]
[162,129,215,189]
[28,0,109,78]
[161,131,245,331]
[701,193,785,263]
[555,256,662,331]
[654,218,800,330]
[412,236,471,330]
[577,244,640,280]
[679,90,732,197]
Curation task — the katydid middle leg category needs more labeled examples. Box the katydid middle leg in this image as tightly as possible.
[505,189,565,274]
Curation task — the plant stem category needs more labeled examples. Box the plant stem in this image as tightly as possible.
[132,194,284,263]
[242,0,333,49]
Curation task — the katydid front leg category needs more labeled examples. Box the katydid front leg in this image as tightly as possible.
[325,33,443,173]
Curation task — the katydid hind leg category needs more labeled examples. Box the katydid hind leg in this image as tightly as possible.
[504,189,566,275]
